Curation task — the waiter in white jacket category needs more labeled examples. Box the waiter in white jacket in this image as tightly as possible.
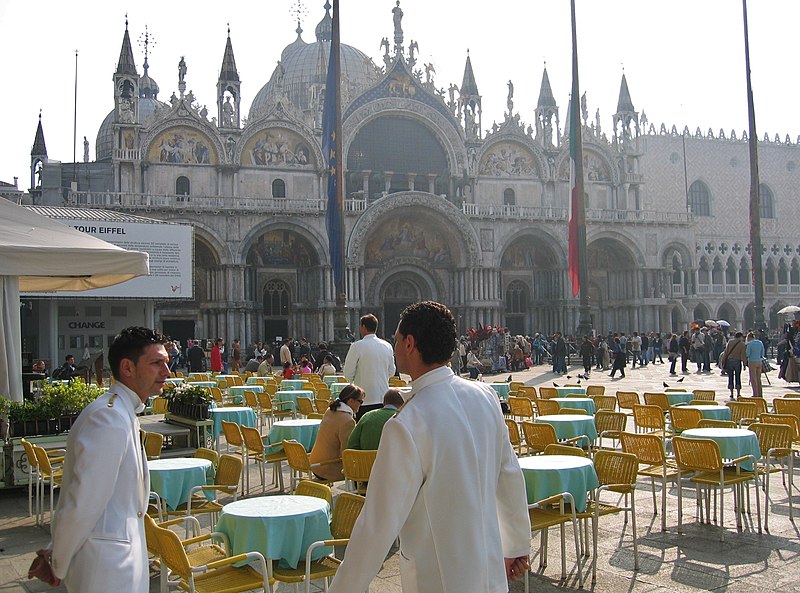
[329,301,531,593]
[29,327,171,593]
[342,313,395,420]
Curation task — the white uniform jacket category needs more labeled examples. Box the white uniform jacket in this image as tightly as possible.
[50,383,149,593]
[328,366,531,593]
[342,333,396,406]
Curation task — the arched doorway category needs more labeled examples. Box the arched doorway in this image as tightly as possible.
[505,280,529,335]
[381,274,428,339]
[263,280,290,342]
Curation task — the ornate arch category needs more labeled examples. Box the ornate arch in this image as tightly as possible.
[554,140,619,184]
[476,135,549,180]
[236,119,321,170]
[586,229,645,267]
[497,228,565,269]
[343,100,466,178]
[661,241,694,269]
[175,218,232,264]
[365,262,444,307]
[142,117,224,166]
[240,219,329,267]
[348,191,481,267]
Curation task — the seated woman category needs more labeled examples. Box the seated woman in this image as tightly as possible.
[318,355,337,376]
[309,384,364,481]
[299,357,314,375]
[282,361,295,380]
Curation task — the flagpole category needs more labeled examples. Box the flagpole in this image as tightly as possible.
[329,0,349,342]
[742,0,766,332]
[72,50,78,186]
[570,0,592,337]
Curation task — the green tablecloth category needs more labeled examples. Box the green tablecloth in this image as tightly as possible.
[148,458,213,510]
[552,397,596,414]
[267,419,322,452]
[681,405,732,421]
[209,407,257,441]
[216,496,332,569]
[681,427,760,470]
[518,455,599,512]
[665,392,694,405]
[553,386,587,397]
[535,414,598,441]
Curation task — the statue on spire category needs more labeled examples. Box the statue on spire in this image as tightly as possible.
[507,80,514,115]
[392,1,404,55]
[178,56,187,97]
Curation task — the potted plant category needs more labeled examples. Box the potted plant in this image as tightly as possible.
[2,380,105,438]
[164,384,212,420]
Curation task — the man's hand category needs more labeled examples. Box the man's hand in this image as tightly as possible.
[28,549,61,586]
[505,555,530,581]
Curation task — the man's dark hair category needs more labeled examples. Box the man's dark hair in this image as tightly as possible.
[360,314,378,333]
[108,326,168,380]
[397,301,456,365]
[383,388,405,407]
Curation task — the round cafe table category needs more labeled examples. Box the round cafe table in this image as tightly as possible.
[680,405,732,421]
[535,414,598,442]
[187,381,216,388]
[552,397,596,415]
[246,376,276,385]
[330,382,350,394]
[268,419,322,452]
[165,377,185,385]
[518,455,599,512]
[275,390,316,412]
[681,427,761,470]
[148,458,213,510]
[209,406,257,447]
[553,386,586,397]
[216,495,332,568]
[281,379,307,390]
[489,383,511,399]
[665,391,695,406]
[229,384,265,397]
[322,375,347,386]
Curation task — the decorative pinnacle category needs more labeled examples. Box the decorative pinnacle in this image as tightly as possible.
[138,25,156,69]
[291,0,308,31]
[125,13,128,29]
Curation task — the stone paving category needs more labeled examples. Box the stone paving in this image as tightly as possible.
[2,358,800,592]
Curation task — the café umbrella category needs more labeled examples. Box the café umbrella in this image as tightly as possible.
[0,199,149,402]
[777,305,800,315]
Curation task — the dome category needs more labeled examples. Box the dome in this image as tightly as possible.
[139,60,160,100]
[95,97,166,161]
[249,6,379,120]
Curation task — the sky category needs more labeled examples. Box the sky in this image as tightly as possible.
[1,0,797,186]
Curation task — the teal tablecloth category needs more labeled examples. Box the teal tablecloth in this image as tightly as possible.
[489,383,511,399]
[209,407,257,441]
[216,496,332,568]
[281,380,307,390]
[247,376,276,385]
[681,427,760,470]
[267,419,322,452]
[148,458,213,510]
[681,405,732,421]
[553,386,587,397]
[275,390,316,411]
[229,385,265,397]
[187,381,216,388]
[518,455,599,512]
[535,414,598,442]
[552,397,596,414]
[665,392,694,406]
[322,375,347,385]
[330,382,350,394]
[165,377,185,385]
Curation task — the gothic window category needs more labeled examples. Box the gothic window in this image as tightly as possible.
[176,176,190,195]
[759,183,775,219]
[688,180,710,216]
[765,259,776,285]
[739,259,751,285]
[725,258,737,285]
[778,260,789,285]
[791,260,800,286]
[698,257,710,284]
[264,280,290,316]
[711,258,723,286]
[505,280,528,314]
[272,178,286,198]
[503,188,516,206]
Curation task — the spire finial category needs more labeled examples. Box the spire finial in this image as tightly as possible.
[138,25,156,72]
[227,22,230,37]
[125,13,128,29]
[290,0,307,36]
[39,109,42,121]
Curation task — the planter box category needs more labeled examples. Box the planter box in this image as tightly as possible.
[167,401,210,420]
[9,414,80,438]
[8,435,69,487]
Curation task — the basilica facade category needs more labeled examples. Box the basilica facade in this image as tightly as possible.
[31,4,800,347]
